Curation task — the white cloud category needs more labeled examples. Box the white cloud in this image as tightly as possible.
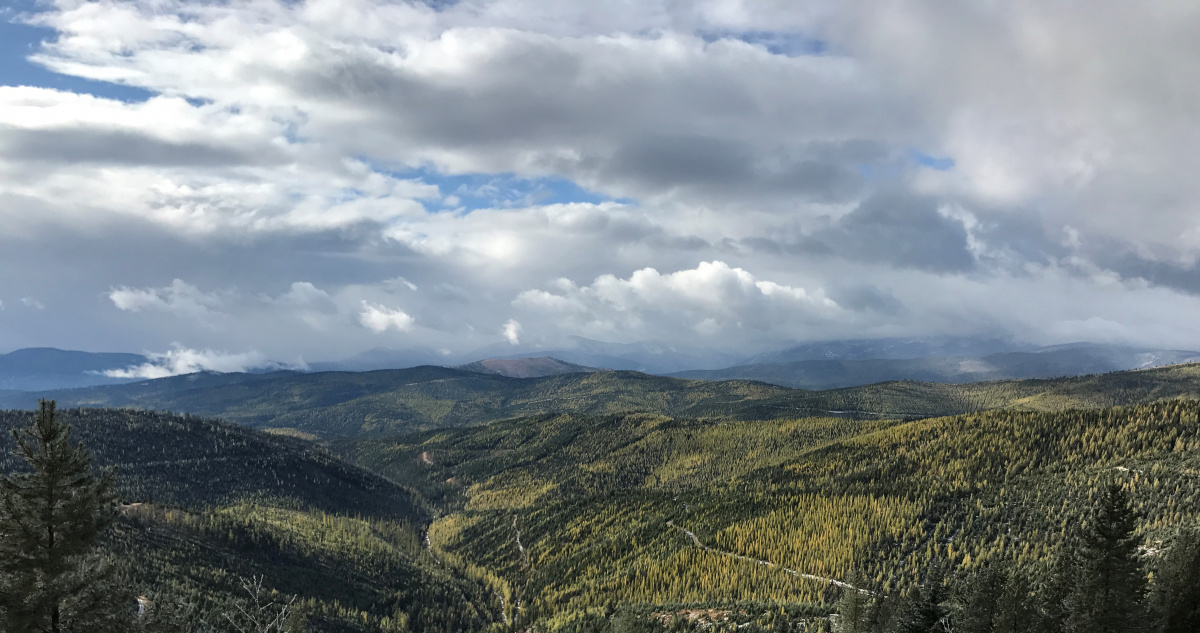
[19,298,44,310]
[503,319,522,345]
[514,261,839,346]
[1,1,907,239]
[104,345,285,379]
[275,281,332,306]
[0,1,1199,358]
[269,281,341,330]
[109,279,226,320]
[358,301,416,333]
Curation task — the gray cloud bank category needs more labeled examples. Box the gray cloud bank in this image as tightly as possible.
[2,0,1200,364]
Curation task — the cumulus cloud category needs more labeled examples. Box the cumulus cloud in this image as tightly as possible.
[104,346,287,379]
[0,0,1199,359]
[503,319,522,345]
[739,193,977,273]
[1,0,913,236]
[0,86,437,236]
[358,301,416,333]
[275,282,333,307]
[109,279,226,320]
[514,261,839,345]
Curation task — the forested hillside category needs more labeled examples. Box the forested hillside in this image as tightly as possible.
[338,399,1200,630]
[5,363,1200,437]
[5,365,1200,631]
[0,408,502,633]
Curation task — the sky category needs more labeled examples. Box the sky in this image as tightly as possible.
[2,0,1200,373]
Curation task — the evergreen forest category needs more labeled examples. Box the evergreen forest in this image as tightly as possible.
[3,364,1200,631]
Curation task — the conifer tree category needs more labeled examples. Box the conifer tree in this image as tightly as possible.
[864,588,901,633]
[0,401,129,633]
[1065,483,1146,633]
[893,566,950,633]
[833,572,870,633]
[954,564,1004,633]
[1149,527,1200,633]
[1036,541,1077,633]
[990,571,1036,633]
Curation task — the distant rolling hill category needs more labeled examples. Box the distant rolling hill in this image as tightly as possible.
[466,335,745,373]
[671,343,1200,389]
[0,347,146,391]
[456,356,600,378]
[6,362,1200,437]
[741,336,1025,364]
[0,367,816,436]
[312,336,743,373]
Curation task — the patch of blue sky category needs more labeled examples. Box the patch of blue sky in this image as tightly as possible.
[857,150,955,181]
[699,30,827,57]
[857,162,901,181]
[379,165,631,213]
[909,150,956,171]
[0,2,155,102]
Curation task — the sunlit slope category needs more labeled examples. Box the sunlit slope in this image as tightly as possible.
[339,400,1200,627]
[6,362,1200,436]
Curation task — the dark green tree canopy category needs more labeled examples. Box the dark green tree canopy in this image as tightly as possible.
[1064,483,1146,633]
[1151,527,1200,633]
[0,400,126,633]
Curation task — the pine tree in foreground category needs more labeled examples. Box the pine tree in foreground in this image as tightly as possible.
[990,570,1036,633]
[0,400,130,633]
[893,566,949,633]
[1150,527,1200,633]
[1064,483,1146,633]
[832,572,870,633]
[953,564,1005,633]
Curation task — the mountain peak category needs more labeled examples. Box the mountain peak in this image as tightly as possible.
[456,357,601,379]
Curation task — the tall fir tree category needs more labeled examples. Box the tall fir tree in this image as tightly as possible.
[864,587,902,633]
[1064,483,1147,633]
[1149,527,1200,633]
[0,401,130,633]
[833,572,870,633]
[953,564,1005,633]
[994,571,1038,633]
[893,566,950,633]
[1036,540,1077,633]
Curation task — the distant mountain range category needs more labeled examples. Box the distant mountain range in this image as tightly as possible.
[742,336,1026,364]
[0,347,147,391]
[3,338,1199,393]
[6,360,1200,437]
[669,342,1200,389]
[300,337,1200,388]
[306,346,455,372]
[455,357,600,378]
[312,336,743,374]
[466,336,745,373]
